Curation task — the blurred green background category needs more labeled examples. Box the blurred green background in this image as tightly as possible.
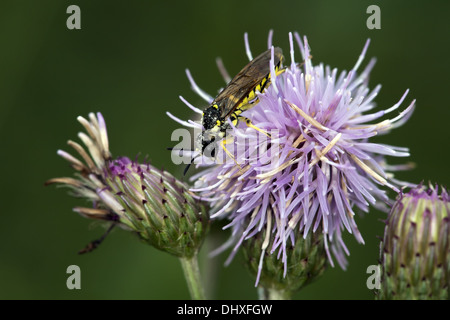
[0,0,449,299]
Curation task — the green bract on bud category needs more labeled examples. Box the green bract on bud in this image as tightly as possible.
[105,157,208,257]
[46,113,209,258]
[242,214,327,298]
[378,184,450,300]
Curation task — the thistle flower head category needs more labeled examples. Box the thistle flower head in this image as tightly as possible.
[169,32,415,284]
[47,113,208,257]
[378,184,450,299]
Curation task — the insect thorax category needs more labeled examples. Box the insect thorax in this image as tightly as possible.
[202,104,222,131]
[199,104,230,154]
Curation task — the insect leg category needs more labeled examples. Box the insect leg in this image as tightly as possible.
[220,137,241,167]
[78,223,116,254]
[275,67,286,76]
[238,116,271,138]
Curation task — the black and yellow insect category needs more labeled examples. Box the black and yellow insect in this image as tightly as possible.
[199,47,284,157]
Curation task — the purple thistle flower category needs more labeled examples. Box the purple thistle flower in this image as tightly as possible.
[169,32,415,284]
[47,113,208,257]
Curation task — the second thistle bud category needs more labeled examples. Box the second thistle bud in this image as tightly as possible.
[378,184,450,300]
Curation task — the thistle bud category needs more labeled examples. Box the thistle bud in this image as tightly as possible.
[47,113,209,258]
[106,157,208,257]
[378,184,450,300]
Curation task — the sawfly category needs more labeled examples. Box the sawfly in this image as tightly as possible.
[199,47,284,158]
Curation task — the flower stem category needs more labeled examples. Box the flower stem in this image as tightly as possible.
[179,254,205,300]
[257,287,269,300]
[267,287,291,300]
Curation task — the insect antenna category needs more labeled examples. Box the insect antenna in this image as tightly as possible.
[167,147,195,153]
[184,154,201,176]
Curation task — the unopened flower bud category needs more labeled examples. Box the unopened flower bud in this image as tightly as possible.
[47,113,209,257]
[378,184,450,300]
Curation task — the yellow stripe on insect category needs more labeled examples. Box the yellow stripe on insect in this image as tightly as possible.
[247,90,255,101]
[237,103,252,112]
[234,108,243,116]
[261,77,267,87]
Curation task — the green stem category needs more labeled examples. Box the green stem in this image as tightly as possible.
[267,287,291,300]
[179,254,205,300]
[201,229,222,299]
[257,287,269,300]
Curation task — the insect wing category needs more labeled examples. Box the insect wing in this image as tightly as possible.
[213,47,283,118]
